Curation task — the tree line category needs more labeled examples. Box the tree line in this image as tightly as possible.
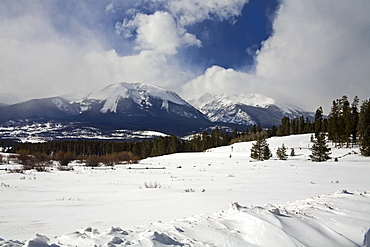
[6,95,370,161]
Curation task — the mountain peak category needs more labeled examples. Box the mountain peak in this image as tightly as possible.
[83,82,187,113]
[190,93,312,126]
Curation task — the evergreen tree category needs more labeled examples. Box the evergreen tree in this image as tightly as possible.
[250,139,262,161]
[263,141,272,160]
[358,99,370,156]
[309,132,331,162]
[314,107,323,137]
[276,143,288,160]
[341,96,351,147]
[298,116,306,134]
[250,137,271,161]
[277,117,291,136]
[350,96,359,145]
[328,99,340,145]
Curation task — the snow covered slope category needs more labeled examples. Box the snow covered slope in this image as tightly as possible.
[1,134,369,246]
[191,93,313,126]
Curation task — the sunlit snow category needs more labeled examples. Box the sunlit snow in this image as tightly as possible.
[0,134,369,246]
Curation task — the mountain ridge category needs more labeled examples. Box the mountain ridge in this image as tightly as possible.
[190,93,313,126]
[0,82,313,141]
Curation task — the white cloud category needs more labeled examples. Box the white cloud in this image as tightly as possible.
[181,66,260,100]
[3,0,368,113]
[163,0,248,26]
[0,1,198,101]
[119,11,201,55]
[254,0,370,111]
[182,0,370,112]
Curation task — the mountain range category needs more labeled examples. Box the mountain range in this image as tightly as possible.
[0,82,313,142]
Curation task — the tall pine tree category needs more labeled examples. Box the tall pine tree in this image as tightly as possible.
[358,99,370,156]
[309,132,331,162]
[314,106,323,137]
[350,96,359,145]
[250,137,271,161]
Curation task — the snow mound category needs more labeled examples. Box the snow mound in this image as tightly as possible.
[2,190,369,247]
[83,82,188,113]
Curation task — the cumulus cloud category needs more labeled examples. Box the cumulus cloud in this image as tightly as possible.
[254,0,370,111]
[182,65,260,99]
[0,0,247,102]
[182,0,370,112]
[2,0,369,113]
[117,11,201,55]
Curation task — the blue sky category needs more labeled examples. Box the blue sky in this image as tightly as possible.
[1,0,369,112]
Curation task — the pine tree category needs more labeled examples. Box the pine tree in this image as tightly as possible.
[250,139,262,160]
[276,144,288,160]
[328,99,340,146]
[309,133,331,162]
[250,137,271,161]
[263,140,272,160]
[341,96,351,147]
[314,106,323,137]
[277,117,290,136]
[358,99,370,156]
[350,96,359,145]
[290,148,295,156]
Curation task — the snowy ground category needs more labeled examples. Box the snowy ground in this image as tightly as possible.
[0,134,369,246]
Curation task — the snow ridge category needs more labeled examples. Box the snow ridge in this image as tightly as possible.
[83,82,187,113]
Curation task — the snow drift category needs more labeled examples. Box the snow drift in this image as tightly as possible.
[1,190,369,246]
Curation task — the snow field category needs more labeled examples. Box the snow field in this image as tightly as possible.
[0,134,369,246]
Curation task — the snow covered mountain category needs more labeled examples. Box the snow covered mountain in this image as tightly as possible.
[190,93,313,126]
[81,82,188,114]
[74,82,209,134]
[0,83,314,141]
[0,83,210,140]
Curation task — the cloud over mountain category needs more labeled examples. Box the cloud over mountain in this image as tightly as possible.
[181,0,370,112]
[1,0,369,112]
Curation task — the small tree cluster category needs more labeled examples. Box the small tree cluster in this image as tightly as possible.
[250,137,272,161]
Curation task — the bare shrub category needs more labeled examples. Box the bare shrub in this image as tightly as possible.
[16,149,34,170]
[102,153,118,166]
[55,151,75,166]
[117,151,140,164]
[85,155,101,167]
